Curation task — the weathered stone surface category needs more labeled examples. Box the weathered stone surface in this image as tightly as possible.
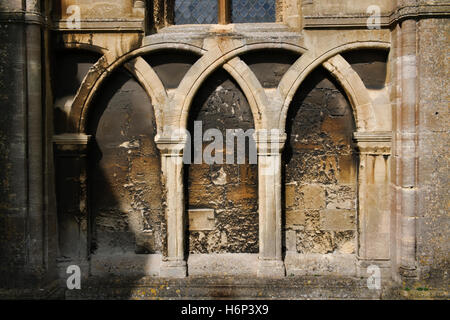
[85,68,165,256]
[415,18,450,282]
[143,50,199,89]
[285,253,357,276]
[286,210,306,227]
[285,182,297,208]
[188,209,215,231]
[240,49,300,88]
[187,69,258,254]
[284,67,358,256]
[296,230,356,255]
[0,0,448,299]
[187,253,259,276]
[320,209,356,231]
[299,184,326,210]
[325,185,356,210]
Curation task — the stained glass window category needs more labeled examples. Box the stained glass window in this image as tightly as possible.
[175,0,218,25]
[231,0,276,23]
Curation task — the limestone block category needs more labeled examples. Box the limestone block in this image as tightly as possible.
[337,154,357,184]
[299,184,326,209]
[285,182,297,208]
[286,209,306,227]
[320,209,356,231]
[285,230,297,252]
[188,209,215,231]
[188,253,258,277]
[227,184,257,205]
[325,185,356,210]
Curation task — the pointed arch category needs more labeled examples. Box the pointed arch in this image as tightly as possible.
[278,41,390,131]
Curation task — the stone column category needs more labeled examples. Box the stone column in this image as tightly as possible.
[0,0,58,288]
[254,130,287,277]
[53,134,91,267]
[398,17,418,278]
[354,132,392,277]
[155,134,187,278]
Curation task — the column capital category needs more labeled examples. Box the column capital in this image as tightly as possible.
[354,131,392,155]
[53,134,91,155]
[155,133,187,156]
[53,133,91,145]
[253,130,287,155]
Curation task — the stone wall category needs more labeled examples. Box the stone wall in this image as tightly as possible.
[0,22,30,286]
[87,68,164,256]
[284,67,357,256]
[187,69,258,254]
[416,18,449,282]
[0,0,448,298]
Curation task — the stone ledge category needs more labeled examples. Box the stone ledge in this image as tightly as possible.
[304,4,450,28]
[63,275,386,300]
[143,23,303,47]
[285,253,357,276]
[52,20,145,32]
[0,280,63,300]
[188,254,258,277]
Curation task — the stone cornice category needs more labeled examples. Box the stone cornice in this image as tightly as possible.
[0,11,46,26]
[393,3,450,22]
[52,19,145,32]
[304,4,450,29]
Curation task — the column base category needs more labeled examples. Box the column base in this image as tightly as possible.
[356,259,392,278]
[257,259,285,278]
[160,260,187,278]
[399,266,419,279]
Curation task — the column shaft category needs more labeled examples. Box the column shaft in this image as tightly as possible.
[399,18,418,274]
[255,131,286,277]
[156,136,187,277]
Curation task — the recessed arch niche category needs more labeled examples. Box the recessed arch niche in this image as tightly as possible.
[85,67,165,273]
[283,66,358,274]
[185,67,258,254]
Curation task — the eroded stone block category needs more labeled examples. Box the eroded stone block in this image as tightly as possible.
[285,230,297,252]
[188,209,215,231]
[285,182,297,208]
[325,185,356,210]
[286,209,306,227]
[299,184,326,209]
[320,209,356,231]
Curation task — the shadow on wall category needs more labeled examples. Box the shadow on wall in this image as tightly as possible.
[55,66,165,291]
[341,49,388,90]
[52,49,102,134]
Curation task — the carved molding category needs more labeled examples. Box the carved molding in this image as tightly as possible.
[253,130,287,155]
[154,133,187,155]
[304,4,450,28]
[53,134,91,145]
[354,131,392,143]
[354,131,392,155]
